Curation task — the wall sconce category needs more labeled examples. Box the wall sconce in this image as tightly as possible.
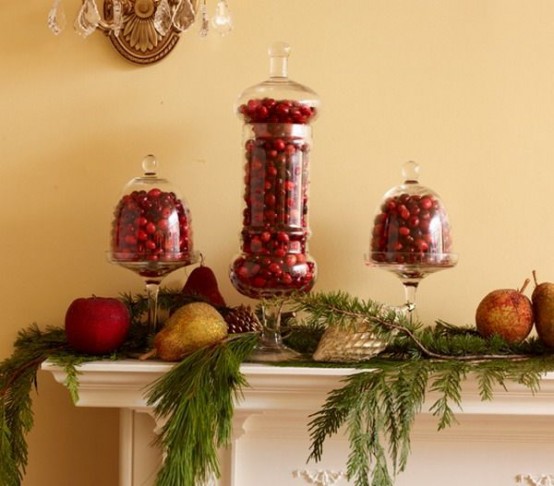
[47,0,233,65]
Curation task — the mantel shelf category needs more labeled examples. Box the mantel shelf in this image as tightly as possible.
[41,359,554,417]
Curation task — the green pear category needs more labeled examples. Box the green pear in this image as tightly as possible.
[532,270,554,349]
[154,302,228,361]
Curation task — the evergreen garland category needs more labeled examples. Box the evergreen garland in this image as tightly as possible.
[0,325,124,486]
[1,289,554,486]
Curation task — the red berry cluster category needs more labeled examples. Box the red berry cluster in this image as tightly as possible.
[111,188,192,264]
[370,193,453,265]
[230,99,317,298]
[230,253,316,299]
[242,136,309,229]
[238,98,317,124]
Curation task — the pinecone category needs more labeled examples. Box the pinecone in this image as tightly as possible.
[224,305,262,334]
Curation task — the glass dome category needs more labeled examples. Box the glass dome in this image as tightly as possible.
[369,161,457,274]
[110,154,196,276]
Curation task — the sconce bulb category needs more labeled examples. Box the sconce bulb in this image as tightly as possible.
[211,0,232,36]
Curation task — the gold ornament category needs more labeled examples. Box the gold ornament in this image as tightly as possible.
[313,306,405,363]
[312,320,389,363]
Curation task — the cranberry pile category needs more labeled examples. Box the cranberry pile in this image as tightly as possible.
[370,192,453,265]
[238,97,317,124]
[230,98,317,298]
[230,253,316,298]
[111,188,193,263]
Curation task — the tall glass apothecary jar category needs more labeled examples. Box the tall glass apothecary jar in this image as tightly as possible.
[230,42,320,299]
[229,42,320,360]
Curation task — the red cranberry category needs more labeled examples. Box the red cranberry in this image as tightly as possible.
[285,254,297,267]
[281,273,293,285]
[420,196,433,210]
[273,139,286,151]
[268,262,282,275]
[408,216,420,228]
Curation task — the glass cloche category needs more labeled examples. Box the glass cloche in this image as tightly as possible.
[108,154,199,334]
[367,161,458,318]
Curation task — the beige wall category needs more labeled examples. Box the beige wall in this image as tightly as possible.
[3,1,554,484]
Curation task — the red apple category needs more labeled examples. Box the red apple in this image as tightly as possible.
[65,296,131,354]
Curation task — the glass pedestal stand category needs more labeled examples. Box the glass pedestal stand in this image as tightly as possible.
[366,255,458,323]
[248,300,301,362]
[143,278,162,335]
[107,252,199,335]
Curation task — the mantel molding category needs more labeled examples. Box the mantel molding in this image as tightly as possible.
[41,360,554,417]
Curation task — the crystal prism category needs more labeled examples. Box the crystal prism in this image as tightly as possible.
[211,0,232,36]
[154,0,172,36]
[47,0,67,35]
[111,0,123,37]
[199,0,209,37]
[74,0,101,38]
[173,0,196,32]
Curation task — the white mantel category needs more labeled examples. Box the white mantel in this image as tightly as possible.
[42,360,554,486]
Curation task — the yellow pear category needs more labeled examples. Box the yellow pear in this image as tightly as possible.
[154,302,228,361]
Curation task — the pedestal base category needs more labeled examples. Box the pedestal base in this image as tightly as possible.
[247,331,301,362]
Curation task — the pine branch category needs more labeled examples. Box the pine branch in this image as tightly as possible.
[145,333,258,486]
[288,291,536,361]
[46,352,118,404]
[0,324,69,486]
[0,365,37,486]
[307,355,554,486]
[428,364,467,430]
[0,324,121,485]
[308,364,431,486]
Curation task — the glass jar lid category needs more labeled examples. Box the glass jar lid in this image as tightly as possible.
[236,41,321,124]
